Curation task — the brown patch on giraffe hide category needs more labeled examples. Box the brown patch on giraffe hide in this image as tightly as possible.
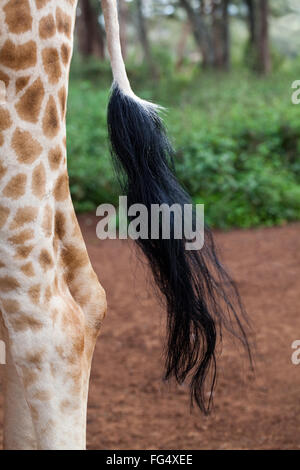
[48,145,63,170]
[42,205,53,237]
[0,276,20,292]
[60,348,79,367]
[0,40,37,70]
[2,298,20,314]
[10,206,38,230]
[69,368,82,391]
[12,128,43,164]
[55,344,65,359]
[8,229,34,245]
[32,162,46,199]
[61,243,89,282]
[35,0,51,9]
[4,0,33,34]
[43,96,60,138]
[60,399,76,413]
[0,133,4,146]
[0,205,10,229]
[72,334,85,356]
[3,173,27,199]
[15,78,44,123]
[70,211,82,239]
[11,314,43,332]
[56,7,72,38]
[15,245,33,259]
[15,76,30,93]
[54,210,66,239]
[39,249,53,271]
[70,285,91,307]
[39,14,56,39]
[33,389,51,401]
[61,305,83,332]
[54,275,59,290]
[53,173,69,201]
[0,71,9,88]
[58,86,67,119]
[61,43,71,66]
[21,262,35,277]
[23,369,38,388]
[0,162,7,179]
[26,349,45,368]
[28,284,41,305]
[44,285,52,303]
[42,48,62,85]
[0,107,12,131]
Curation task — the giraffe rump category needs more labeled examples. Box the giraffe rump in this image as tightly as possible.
[107,83,252,413]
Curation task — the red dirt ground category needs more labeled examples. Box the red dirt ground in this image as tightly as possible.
[1,218,300,449]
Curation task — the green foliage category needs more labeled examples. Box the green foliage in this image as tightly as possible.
[66,61,300,228]
[67,79,118,211]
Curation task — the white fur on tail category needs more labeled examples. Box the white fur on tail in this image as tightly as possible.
[101,0,160,110]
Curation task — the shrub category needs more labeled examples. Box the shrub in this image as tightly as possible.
[66,61,300,228]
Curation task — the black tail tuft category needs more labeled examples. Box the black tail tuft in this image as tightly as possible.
[107,83,252,413]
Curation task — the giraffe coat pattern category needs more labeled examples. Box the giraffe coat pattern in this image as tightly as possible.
[0,0,107,450]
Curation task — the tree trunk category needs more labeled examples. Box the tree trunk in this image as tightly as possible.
[176,21,191,69]
[211,0,230,69]
[245,0,271,74]
[180,0,214,68]
[221,0,230,69]
[77,0,105,59]
[245,0,256,46]
[136,0,157,78]
[257,0,271,74]
[211,0,221,67]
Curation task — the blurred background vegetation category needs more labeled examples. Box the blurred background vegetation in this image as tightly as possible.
[68,0,300,229]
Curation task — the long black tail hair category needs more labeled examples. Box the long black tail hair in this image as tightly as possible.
[107,84,252,413]
[101,0,252,413]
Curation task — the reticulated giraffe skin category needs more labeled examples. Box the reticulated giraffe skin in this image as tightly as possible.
[0,0,106,450]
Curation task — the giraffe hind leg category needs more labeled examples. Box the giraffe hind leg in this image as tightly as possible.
[0,290,99,450]
[1,327,37,450]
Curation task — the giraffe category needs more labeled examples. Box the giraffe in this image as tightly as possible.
[0,0,107,450]
[0,0,251,451]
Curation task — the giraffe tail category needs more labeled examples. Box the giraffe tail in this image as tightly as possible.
[101,0,252,413]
